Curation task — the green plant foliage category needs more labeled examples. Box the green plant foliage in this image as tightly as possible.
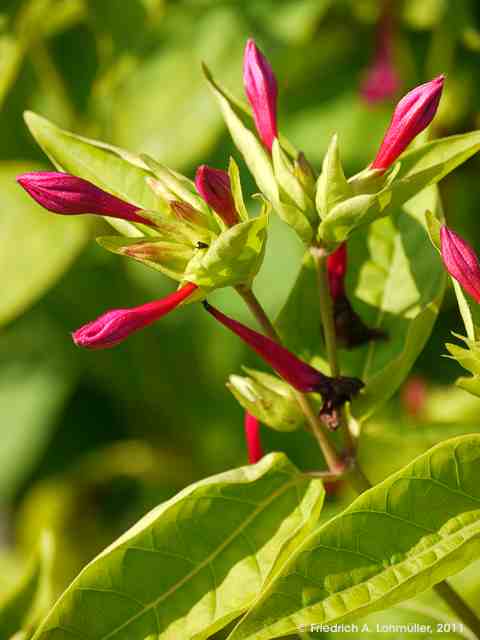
[228,435,480,639]
[0,162,89,328]
[32,454,324,640]
[227,368,305,432]
[0,533,54,640]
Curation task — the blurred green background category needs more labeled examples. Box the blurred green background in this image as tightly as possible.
[2,0,480,604]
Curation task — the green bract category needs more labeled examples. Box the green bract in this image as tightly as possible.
[227,368,305,432]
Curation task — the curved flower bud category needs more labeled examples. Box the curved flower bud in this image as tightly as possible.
[73,282,197,349]
[243,38,278,152]
[203,301,363,422]
[17,171,152,225]
[372,75,444,170]
[244,412,263,464]
[195,165,238,226]
[440,225,480,303]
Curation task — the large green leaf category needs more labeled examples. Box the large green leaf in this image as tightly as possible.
[229,435,480,639]
[345,185,446,421]
[23,112,157,238]
[0,533,54,640]
[32,453,324,640]
[0,162,89,327]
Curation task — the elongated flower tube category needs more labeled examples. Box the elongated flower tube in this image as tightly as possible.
[372,75,444,170]
[195,165,238,226]
[244,412,263,464]
[17,172,152,225]
[440,226,480,303]
[361,7,400,104]
[243,38,278,152]
[327,244,385,348]
[203,301,363,418]
[73,282,197,349]
[327,243,347,300]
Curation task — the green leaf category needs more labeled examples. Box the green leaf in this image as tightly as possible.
[32,453,324,640]
[0,161,89,328]
[390,132,480,211]
[97,236,195,281]
[346,185,446,422]
[227,368,305,432]
[0,35,24,109]
[23,111,158,238]
[184,213,269,290]
[0,533,54,640]
[316,134,351,219]
[229,435,480,640]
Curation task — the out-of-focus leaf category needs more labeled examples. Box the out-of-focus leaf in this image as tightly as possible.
[0,162,89,327]
[23,112,157,237]
[227,368,304,432]
[109,8,248,170]
[32,454,324,640]
[0,35,24,109]
[0,533,54,640]
[229,435,480,639]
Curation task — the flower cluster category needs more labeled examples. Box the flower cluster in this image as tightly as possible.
[17,35,447,464]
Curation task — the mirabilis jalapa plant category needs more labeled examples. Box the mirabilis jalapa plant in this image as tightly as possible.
[15,37,480,640]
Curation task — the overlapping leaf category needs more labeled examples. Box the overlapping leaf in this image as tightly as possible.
[229,435,480,639]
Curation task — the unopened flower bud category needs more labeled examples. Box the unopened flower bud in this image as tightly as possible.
[244,412,263,464]
[195,165,238,226]
[372,75,444,170]
[243,38,278,152]
[73,282,197,349]
[361,8,400,104]
[327,243,348,300]
[440,225,480,303]
[17,172,152,225]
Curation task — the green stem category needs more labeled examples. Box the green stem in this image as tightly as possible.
[434,581,480,638]
[309,245,339,376]
[235,285,344,473]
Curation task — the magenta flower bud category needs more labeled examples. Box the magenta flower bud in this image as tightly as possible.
[440,226,480,303]
[73,282,197,349]
[327,243,348,301]
[372,75,444,170]
[17,172,152,226]
[195,165,238,226]
[244,412,263,464]
[243,38,278,152]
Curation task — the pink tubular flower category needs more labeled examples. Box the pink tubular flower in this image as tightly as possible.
[327,243,347,300]
[360,7,401,104]
[244,412,263,464]
[243,38,278,152]
[440,226,480,303]
[203,301,363,420]
[17,172,152,225]
[372,75,444,170]
[73,282,197,349]
[195,165,238,226]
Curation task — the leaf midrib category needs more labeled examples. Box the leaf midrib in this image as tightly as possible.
[255,511,480,639]
[86,477,302,640]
